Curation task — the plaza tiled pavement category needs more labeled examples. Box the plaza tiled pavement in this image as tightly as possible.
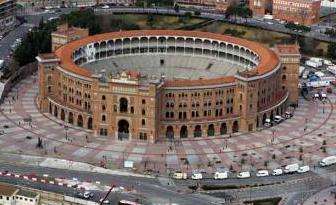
[1,74,336,174]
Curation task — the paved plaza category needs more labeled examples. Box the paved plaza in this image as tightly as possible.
[0,74,336,174]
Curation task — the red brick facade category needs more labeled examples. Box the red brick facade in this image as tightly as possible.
[272,0,321,25]
[249,0,321,25]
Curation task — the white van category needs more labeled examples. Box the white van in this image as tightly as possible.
[237,171,250,178]
[191,173,202,180]
[214,171,228,180]
[256,170,269,177]
[320,156,336,167]
[297,165,310,173]
[173,172,187,180]
[272,168,283,176]
[284,163,299,174]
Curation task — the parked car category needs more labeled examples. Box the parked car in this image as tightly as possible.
[264,118,272,127]
[214,171,228,180]
[273,115,284,124]
[191,173,202,180]
[237,171,250,178]
[272,168,283,176]
[284,111,293,119]
[83,191,94,199]
[256,170,269,177]
[173,172,187,180]
[99,198,110,204]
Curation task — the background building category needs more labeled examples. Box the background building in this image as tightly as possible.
[272,0,321,25]
[0,0,16,36]
[249,0,321,25]
[0,183,39,205]
[51,24,89,52]
[175,0,238,12]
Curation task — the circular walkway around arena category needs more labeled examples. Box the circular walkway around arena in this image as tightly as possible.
[0,74,335,174]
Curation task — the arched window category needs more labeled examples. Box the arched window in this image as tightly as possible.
[102,95,106,100]
[142,109,146,115]
[142,119,146,126]
[102,115,106,122]
[119,98,128,113]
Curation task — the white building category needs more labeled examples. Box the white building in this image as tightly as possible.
[0,184,39,205]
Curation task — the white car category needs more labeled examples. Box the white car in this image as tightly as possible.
[272,168,283,176]
[256,170,269,177]
[191,173,202,180]
[264,118,272,127]
[274,115,284,124]
[297,165,310,173]
[99,198,110,204]
[102,5,110,9]
[237,171,250,178]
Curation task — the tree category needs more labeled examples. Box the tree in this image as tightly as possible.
[14,19,57,66]
[327,43,336,59]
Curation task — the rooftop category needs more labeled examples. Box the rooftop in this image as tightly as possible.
[55,30,280,87]
[276,44,301,55]
[17,190,39,198]
[0,183,18,196]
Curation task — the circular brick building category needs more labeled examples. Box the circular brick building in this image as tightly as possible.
[37,30,300,142]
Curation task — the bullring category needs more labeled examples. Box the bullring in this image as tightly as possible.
[37,29,300,142]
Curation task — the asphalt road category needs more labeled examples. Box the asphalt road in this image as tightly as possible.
[0,8,76,65]
[94,7,336,43]
[0,162,216,205]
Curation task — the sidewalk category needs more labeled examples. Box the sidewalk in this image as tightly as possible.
[303,186,336,205]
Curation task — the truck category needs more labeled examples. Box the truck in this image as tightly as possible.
[284,163,299,174]
[319,156,336,167]
[173,172,187,180]
[306,59,322,68]
[306,80,330,88]
[327,66,336,75]
[297,165,310,173]
[214,171,228,179]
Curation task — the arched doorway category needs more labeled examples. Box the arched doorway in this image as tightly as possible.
[207,124,215,136]
[262,113,267,124]
[220,123,227,135]
[68,112,73,124]
[54,106,58,117]
[270,111,274,121]
[87,117,93,130]
[118,120,129,140]
[232,121,239,133]
[60,109,65,121]
[256,117,260,127]
[49,103,52,114]
[194,125,202,138]
[119,98,128,113]
[77,115,83,127]
[166,126,174,139]
[180,126,188,138]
